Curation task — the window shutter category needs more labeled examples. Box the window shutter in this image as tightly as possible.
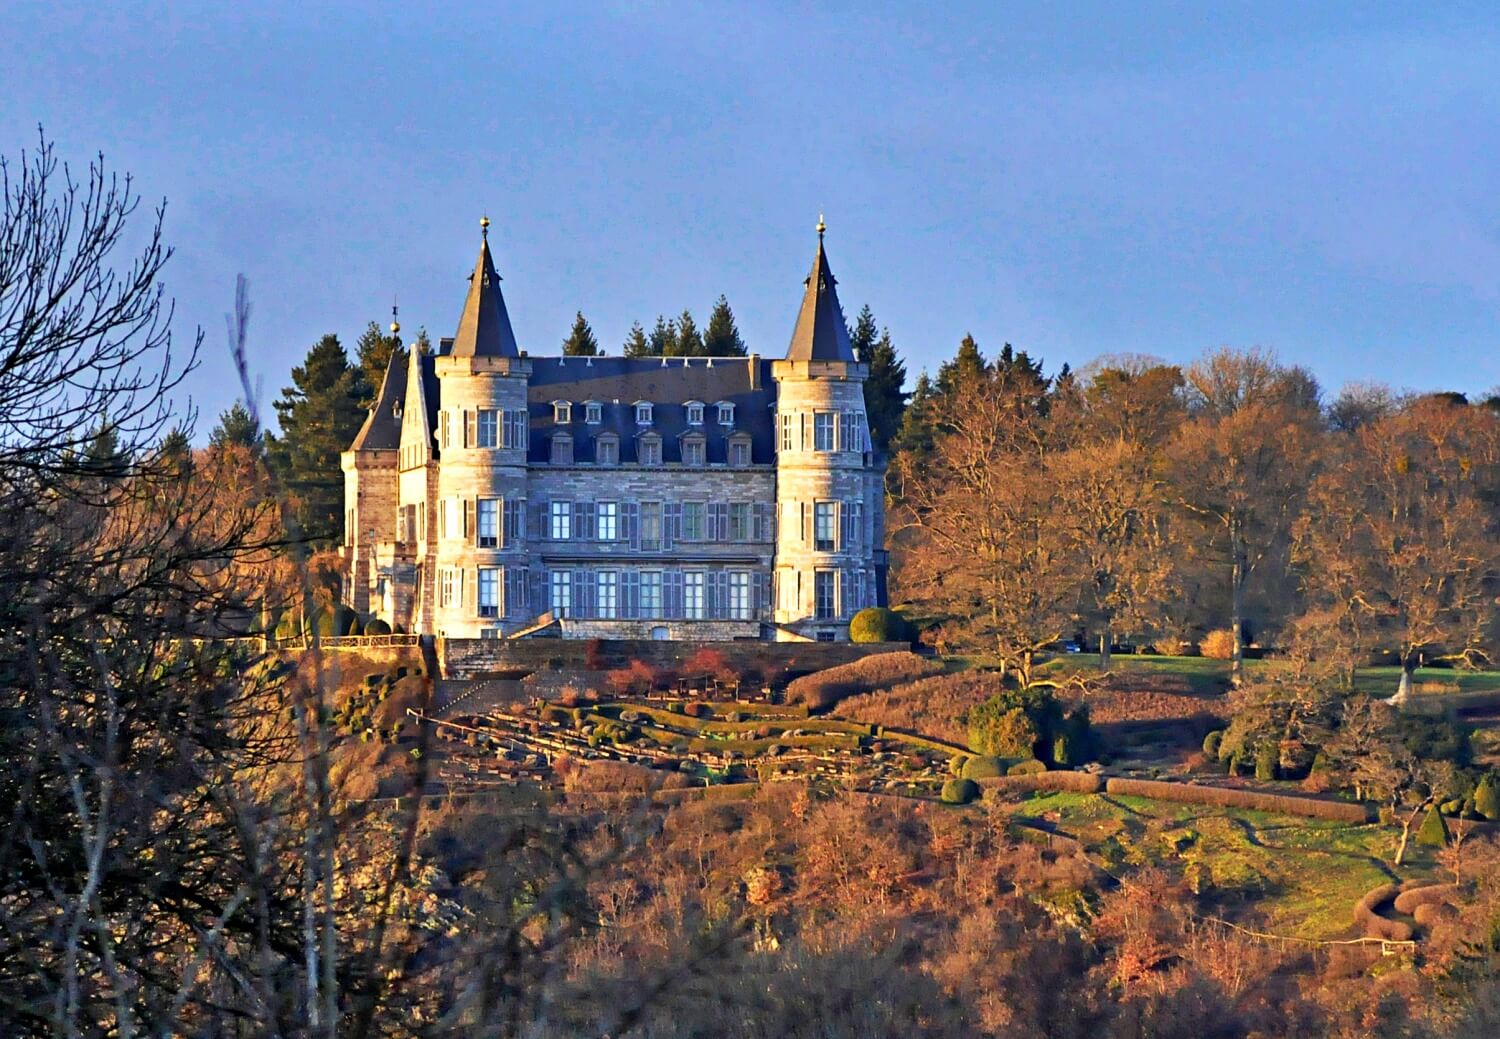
[753,502,767,542]
[754,570,770,615]
[664,570,684,619]
[664,503,681,548]
[575,569,594,619]
[465,498,475,541]
[621,570,639,620]
[576,501,595,541]
[704,571,718,619]
[800,502,810,545]
[622,501,639,549]
[464,410,475,449]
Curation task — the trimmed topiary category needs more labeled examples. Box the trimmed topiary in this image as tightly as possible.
[849,607,918,644]
[364,617,391,636]
[1254,742,1278,782]
[1202,731,1223,758]
[1474,773,1500,821]
[960,755,1006,780]
[948,754,969,777]
[1007,759,1046,777]
[1417,805,1451,847]
[941,778,979,805]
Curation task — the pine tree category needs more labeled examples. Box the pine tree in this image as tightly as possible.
[561,310,602,356]
[673,309,703,356]
[1416,804,1451,847]
[936,333,988,400]
[893,371,937,460]
[703,295,747,355]
[354,321,400,402]
[210,401,263,456]
[848,305,908,454]
[647,315,677,357]
[265,333,366,547]
[622,321,650,358]
[79,422,130,478]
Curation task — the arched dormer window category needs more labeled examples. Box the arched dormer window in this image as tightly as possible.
[681,431,706,466]
[716,401,735,426]
[634,401,653,425]
[684,400,704,426]
[584,401,602,424]
[549,432,573,465]
[637,432,662,466]
[552,401,572,424]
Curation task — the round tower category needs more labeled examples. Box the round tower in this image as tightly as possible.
[772,220,880,639]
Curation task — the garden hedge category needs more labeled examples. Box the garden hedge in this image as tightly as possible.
[1353,883,1413,942]
[977,771,1104,795]
[1393,883,1458,915]
[941,778,979,805]
[1103,778,1372,822]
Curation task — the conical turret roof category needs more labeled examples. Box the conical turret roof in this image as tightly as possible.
[450,226,520,358]
[785,224,854,362]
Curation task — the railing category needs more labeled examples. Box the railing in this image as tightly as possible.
[274,634,422,651]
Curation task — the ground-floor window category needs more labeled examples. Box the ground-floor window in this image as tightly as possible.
[684,571,705,619]
[814,569,835,619]
[597,570,618,619]
[640,570,663,618]
[729,571,751,620]
[550,570,572,618]
[478,567,499,617]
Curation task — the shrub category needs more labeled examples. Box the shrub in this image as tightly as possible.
[1475,773,1500,821]
[1393,883,1458,915]
[1202,731,1223,758]
[948,755,969,776]
[1007,759,1046,776]
[968,706,1038,758]
[1102,778,1371,822]
[848,607,917,644]
[1200,628,1236,660]
[833,671,1001,744]
[1416,805,1450,847]
[941,778,979,805]
[1254,742,1279,782]
[364,617,391,636]
[1354,883,1413,941]
[960,755,1007,780]
[1151,634,1193,657]
[683,702,711,719]
[683,646,737,685]
[976,771,1103,794]
[783,652,939,711]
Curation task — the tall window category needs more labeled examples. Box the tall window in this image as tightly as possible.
[597,501,618,541]
[597,571,618,619]
[441,568,461,609]
[549,570,572,618]
[814,501,836,551]
[477,409,498,447]
[813,411,835,451]
[684,571,705,619]
[814,570,835,619]
[596,436,618,465]
[638,437,661,465]
[640,570,663,617]
[477,498,498,547]
[729,438,750,466]
[682,437,705,466]
[779,413,794,452]
[640,502,662,551]
[549,500,572,540]
[478,567,499,617]
[729,501,752,541]
[729,571,751,620]
[682,502,706,541]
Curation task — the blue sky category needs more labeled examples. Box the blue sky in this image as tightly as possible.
[4,1,1498,433]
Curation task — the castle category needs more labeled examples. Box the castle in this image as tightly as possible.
[341,219,887,641]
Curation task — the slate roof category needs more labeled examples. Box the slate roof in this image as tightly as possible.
[449,236,520,358]
[785,233,855,362]
[348,346,409,451]
[525,355,775,465]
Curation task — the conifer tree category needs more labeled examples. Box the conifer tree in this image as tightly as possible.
[622,321,650,358]
[894,371,937,460]
[354,320,400,403]
[936,333,988,400]
[673,309,703,356]
[849,305,908,454]
[561,310,602,355]
[647,315,677,356]
[265,333,366,546]
[210,401,263,454]
[703,295,747,355]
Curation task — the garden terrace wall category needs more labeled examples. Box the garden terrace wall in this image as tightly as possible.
[438,637,911,680]
[1103,778,1372,822]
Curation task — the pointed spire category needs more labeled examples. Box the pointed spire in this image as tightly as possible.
[785,217,854,362]
[449,217,520,358]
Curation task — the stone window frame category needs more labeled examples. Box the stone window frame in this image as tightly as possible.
[716,401,735,426]
[549,433,573,465]
[684,400,705,426]
[814,500,837,552]
[814,569,836,620]
[477,567,500,617]
[634,400,653,425]
[728,432,752,467]
[584,400,602,424]
[638,432,662,466]
[477,497,499,547]
[681,432,706,467]
[597,501,618,541]
[813,411,835,452]
[552,400,572,424]
[683,570,706,620]
[595,433,619,465]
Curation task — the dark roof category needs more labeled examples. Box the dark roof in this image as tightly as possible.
[785,234,855,362]
[525,355,775,465]
[449,236,520,358]
[349,346,409,451]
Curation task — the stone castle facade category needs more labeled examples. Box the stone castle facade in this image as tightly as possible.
[341,220,887,640]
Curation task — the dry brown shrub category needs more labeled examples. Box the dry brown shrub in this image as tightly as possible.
[1392,883,1458,915]
[1353,883,1413,941]
[1199,628,1236,660]
[562,759,665,794]
[785,651,941,710]
[834,670,1000,742]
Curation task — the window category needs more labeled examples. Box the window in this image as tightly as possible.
[478,568,499,617]
[813,411,835,451]
[597,501,618,541]
[686,402,704,425]
[549,500,572,540]
[684,571,705,619]
[814,570,836,619]
[549,570,572,618]
[593,435,618,465]
[729,571,751,619]
[553,401,571,424]
[814,501,836,552]
[718,402,735,425]
[640,570,663,617]
[816,629,836,642]
[440,410,451,449]
[682,502,706,541]
[585,401,602,424]
[638,436,661,466]
[729,438,750,466]
[597,571,618,619]
[779,413,794,452]
[478,409,498,448]
[640,502,662,551]
[441,568,461,609]
[682,437,705,466]
[635,401,653,424]
[478,498,498,547]
[729,502,752,541]
[550,435,573,465]
[503,410,527,449]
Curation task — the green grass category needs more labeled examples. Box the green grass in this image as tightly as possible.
[1011,790,1438,940]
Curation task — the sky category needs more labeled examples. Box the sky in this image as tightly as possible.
[4,1,1498,435]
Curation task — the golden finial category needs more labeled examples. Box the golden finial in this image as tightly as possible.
[390,298,400,335]
[480,214,491,239]
[816,213,826,239]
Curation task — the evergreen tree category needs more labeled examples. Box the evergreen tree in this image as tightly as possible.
[848,305,908,454]
[354,321,399,403]
[210,401,263,454]
[265,333,366,546]
[936,333,988,400]
[80,422,130,478]
[673,309,703,357]
[561,310,602,356]
[894,371,937,459]
[703,295,747,355]
[622,321,650,358]
[647,315,677,357]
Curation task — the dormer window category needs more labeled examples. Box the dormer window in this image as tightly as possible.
[638,434,662,466]
[685,401,704,426]
[553,401,572,424]
[634,401,653,424]
[728,433,751,467]
[682,434,706,466]
[585,401,602,424]
[717,402,735,425]
[595,433,619,465]
[550,433,573,465]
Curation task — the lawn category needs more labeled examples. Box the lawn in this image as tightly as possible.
[1006,790,1439,940]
